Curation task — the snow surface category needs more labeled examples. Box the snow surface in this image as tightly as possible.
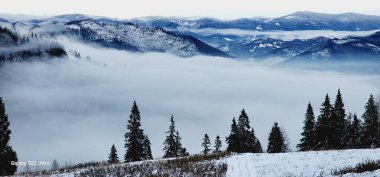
[31,149,380,177]
[224,149,380,177]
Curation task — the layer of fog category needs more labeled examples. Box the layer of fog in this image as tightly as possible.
[0,38,379,168]
[181,28,380,41]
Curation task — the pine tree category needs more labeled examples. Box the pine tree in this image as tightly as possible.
[0,97,18,175]
[226,110,261,153]
[298,102,316,151]
[143,135,153,160]
[315,94,334,150]
[214,135,222,153]
[267,122,287,153]
[361,95,380,148]
[124,101,145,162]
[108,144,119,164]
[344,113,362,149]
[255,139,263,153]
[237,109,251,152]
[226,118,240,152]
[201,134,211,154]
[331,89,346,149]
[175,131,186,156]
[163,115,185,158]
[51,159,59,170]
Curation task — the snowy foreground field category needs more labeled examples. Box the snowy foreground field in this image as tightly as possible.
[225,149,380,177]
[27,149,380,177]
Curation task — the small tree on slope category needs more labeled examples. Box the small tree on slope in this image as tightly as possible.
[143,135,153,160]
[267,122,287,153]
[237,109,252,152]
[108,144,119,164]
[201,134,211,154]
[0,97,18,175]
[315,94,334,150]
[214,135,222,153]
[331,89,346,149]
[226,118,240,152]
[226,109,262,153]
[163,115,186,158]
[344,113,362,149]
[124,101,146,162]
[298,102,316,151]
[361,94,380,148]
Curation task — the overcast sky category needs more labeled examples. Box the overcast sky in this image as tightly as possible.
[1,0,380,19]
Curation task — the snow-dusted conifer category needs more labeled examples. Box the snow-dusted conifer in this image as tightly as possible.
[0,97,18,175]
[201,134,211,154]
[297,102,316,151]
[124,101,145,162]
[108,144,119,164]
[361,95,380,148]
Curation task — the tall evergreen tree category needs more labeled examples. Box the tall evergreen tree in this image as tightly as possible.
[344,113,362,149]
[226,110,262,153]
[163,115,185,157]
[201,134,211,154]
[124,101,145,162]
[175,131,186,156]
[267,122,287,153]
[143,135,153,160]
[226,118,240,152]
[237,109,251,152]
[214,135,222,153]
[361,95,380,148]
[108,144,119,164]
[255,139,263,153]
[331,89,346,149]
[297,102,316,151]
[0,97,18,175]
[315,94,334,150]
[250,128,263,153]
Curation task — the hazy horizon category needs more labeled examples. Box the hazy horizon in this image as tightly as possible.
[1,0,380,20]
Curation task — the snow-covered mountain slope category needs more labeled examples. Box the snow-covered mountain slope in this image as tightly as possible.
[2,13,380,61]
[0,14,230,58]
[133,11,380,31]
[225,31,380,61]
[62,20,229,57]
[0,27,66,62]
[225,149,380,177]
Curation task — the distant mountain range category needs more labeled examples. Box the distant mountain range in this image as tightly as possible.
[131,11,380,31]
[0,11,380,62]
[0,15,230,58]
[225,31,380,62]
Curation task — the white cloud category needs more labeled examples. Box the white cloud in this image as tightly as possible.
[186,29,380,41]
[0,41,379,167]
